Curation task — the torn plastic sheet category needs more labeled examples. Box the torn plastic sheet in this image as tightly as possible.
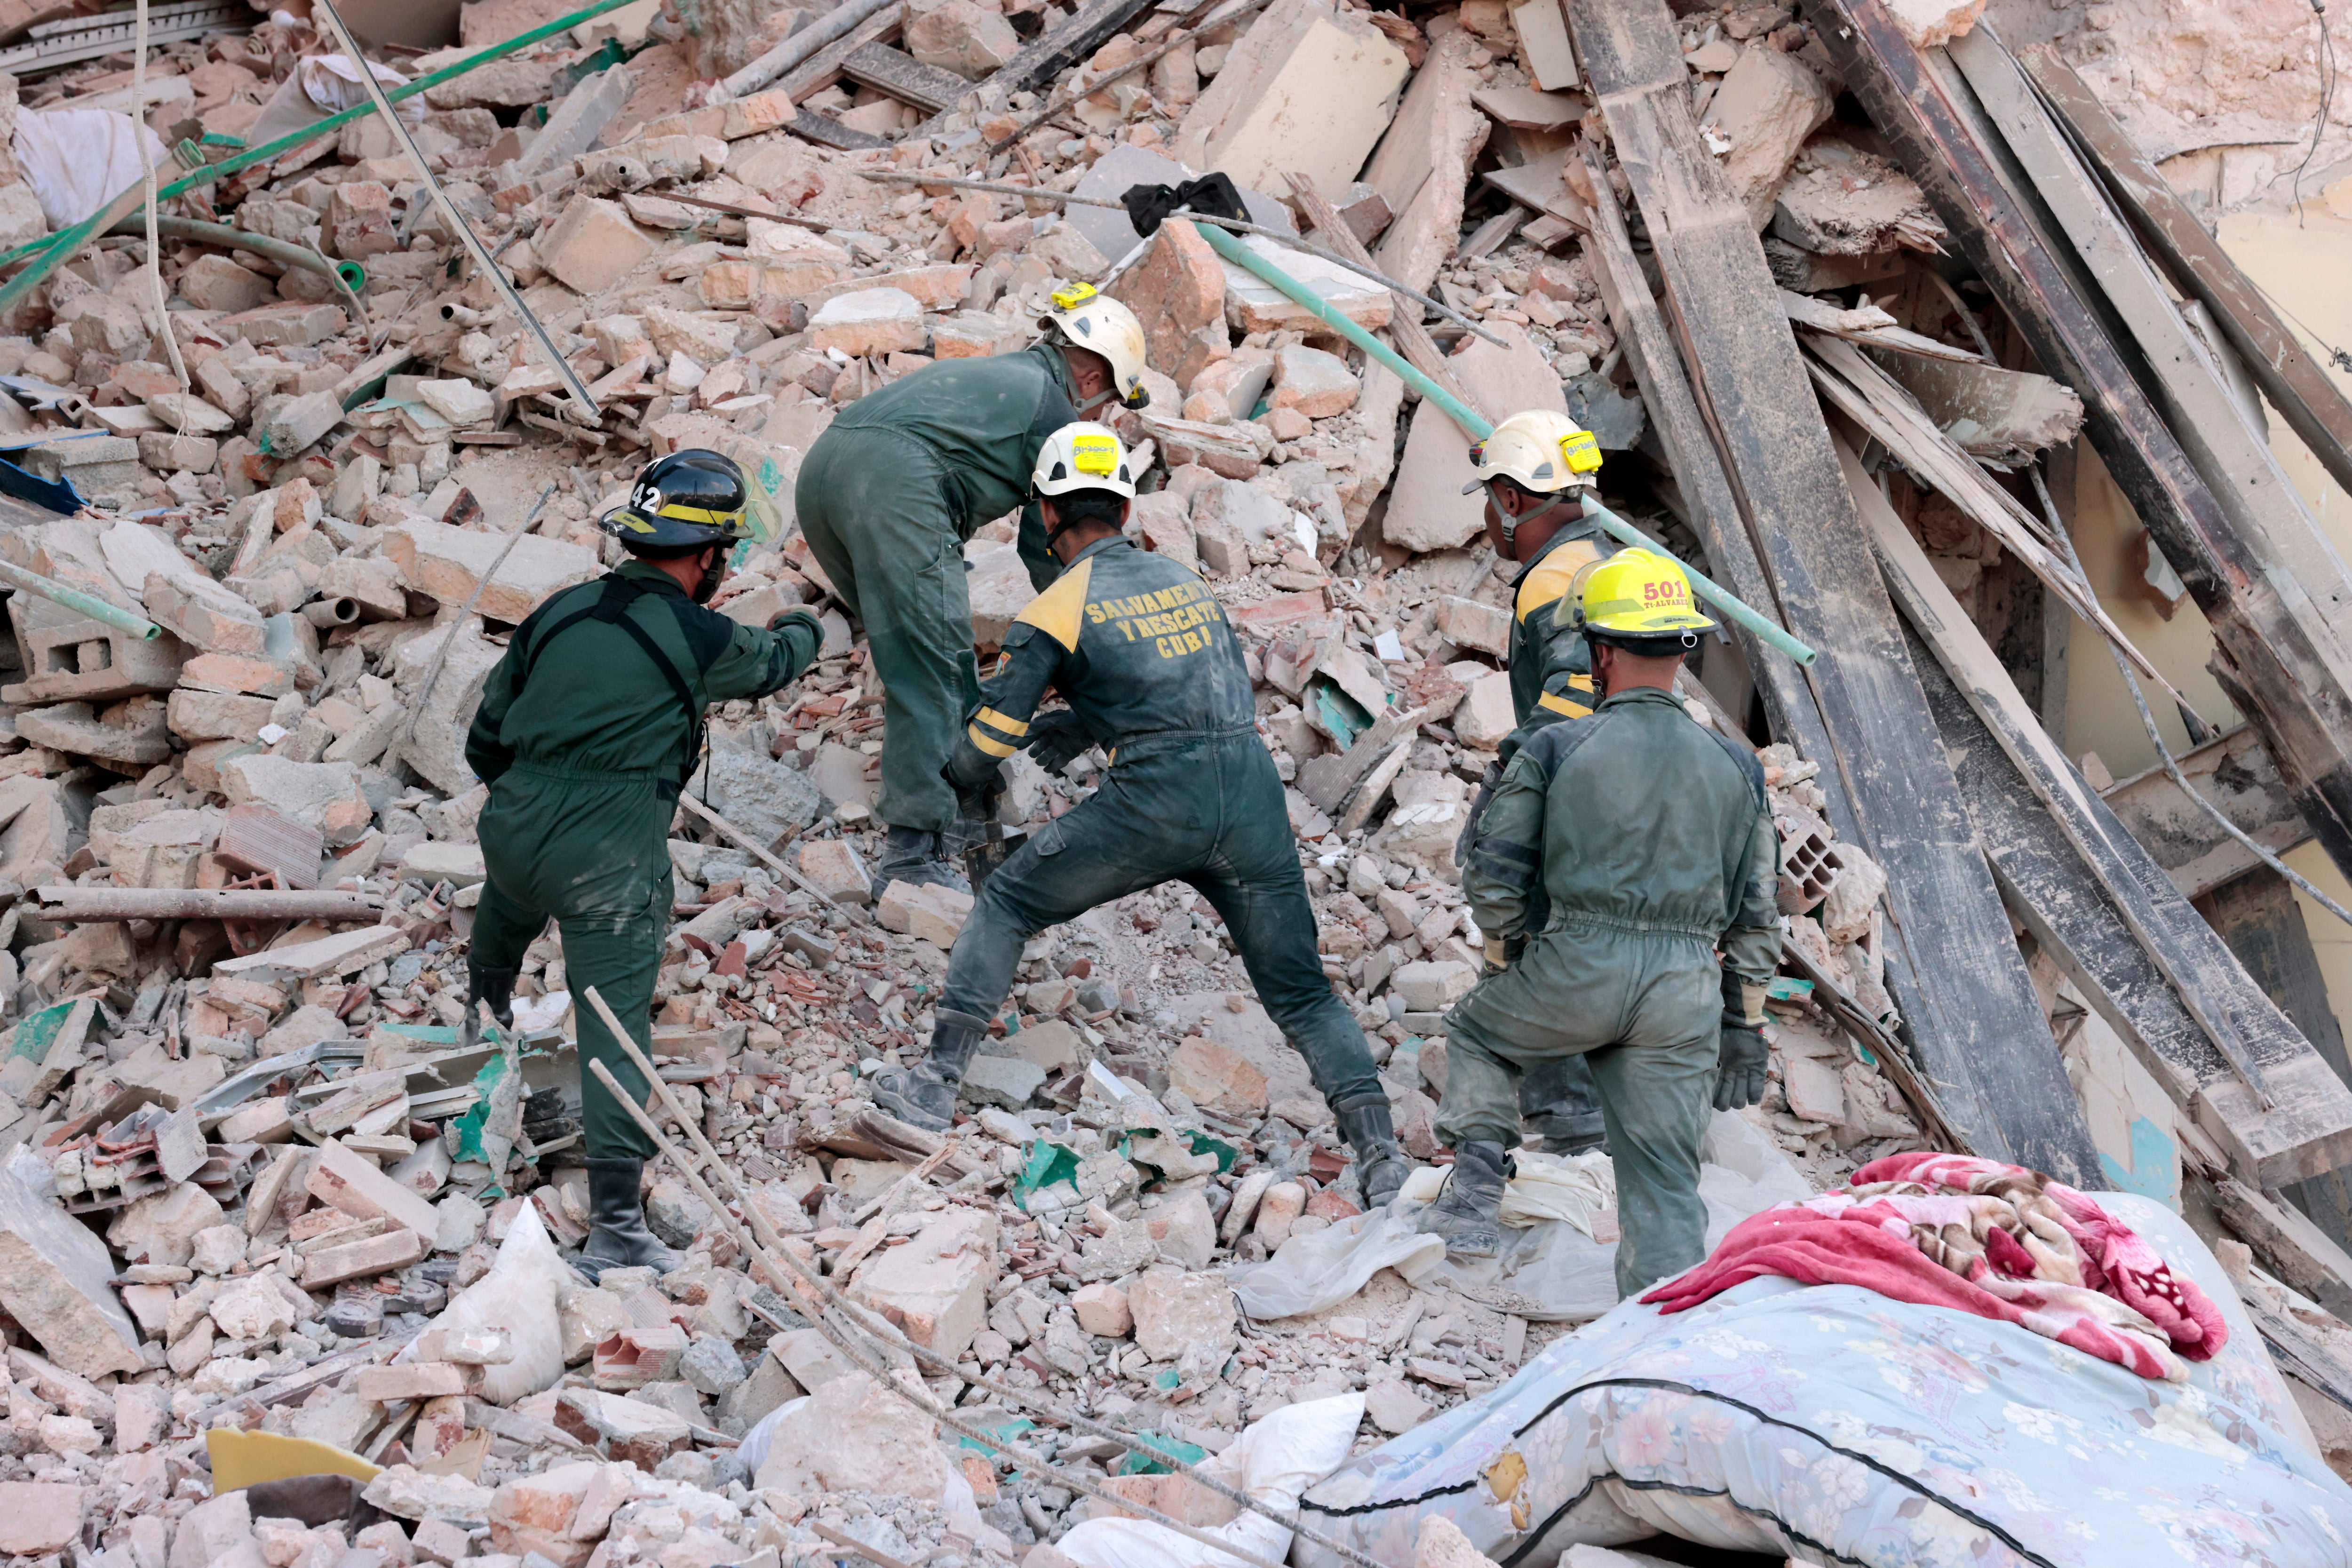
[1229,1113,1811,1322]
[11,106,168,228]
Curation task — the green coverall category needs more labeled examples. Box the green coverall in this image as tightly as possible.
[464,562,822,1158]
[1446,686,1780,1297]
[795,342,1080,835]
[1493,521,1611,1147]
[937,536,1386,1119]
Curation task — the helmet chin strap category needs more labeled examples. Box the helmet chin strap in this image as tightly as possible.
[1493,486,1573,556]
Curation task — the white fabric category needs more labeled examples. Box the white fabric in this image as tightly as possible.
[417,1200,568,1403]
[11,108,168,229]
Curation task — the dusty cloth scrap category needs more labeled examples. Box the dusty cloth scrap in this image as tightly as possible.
[1639,1150,2229,1379]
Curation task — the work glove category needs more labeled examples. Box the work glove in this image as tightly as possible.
[1026,708,1093,773]
[1713,1021,1769,1111]
[954,765,1006,825]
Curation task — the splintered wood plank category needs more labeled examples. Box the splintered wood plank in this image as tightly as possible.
[781,2,907,102]
[1810,0,2352,889]
[1566,0,2100,1180]
[840,41,973,115]
[2103,726,2312,900]
[1861,438,2352,1188]
[2024,46,2352,507]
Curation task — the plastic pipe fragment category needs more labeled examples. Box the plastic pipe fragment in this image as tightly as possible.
[0,558,161,640]
[107,214,368,294]
[1190,220,1820,668]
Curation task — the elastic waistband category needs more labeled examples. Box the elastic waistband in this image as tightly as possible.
[1548,908,1719,943]
[508,760,682,798]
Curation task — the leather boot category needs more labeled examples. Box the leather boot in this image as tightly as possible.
[869,1010,990,1131]
[460,966,518,1049]
[1336,1099,1409,1208]
[579,1158,680,1274]
[1416,1141,1511,1258]
[876,826,970,894]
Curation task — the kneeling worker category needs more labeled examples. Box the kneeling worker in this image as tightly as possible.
[795,284,1152,893]
[463,450,826,1274]
[871,424,1409,1206]
[1422,547,1780,1297]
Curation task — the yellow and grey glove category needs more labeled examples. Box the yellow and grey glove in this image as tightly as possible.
[1483,936,1509,977]
[1713,972,1771,1111]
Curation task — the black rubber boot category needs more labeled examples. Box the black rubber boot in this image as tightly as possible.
[460,966,518,1049]
[869,1010,990,1131]
[876,826,970,894]
[1417,1140,1511,1258]
[1336,1099,1410,1208]
[579,1158,681,1274]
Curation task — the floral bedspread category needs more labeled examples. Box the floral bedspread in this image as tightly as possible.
[1294,1195,2352,1568]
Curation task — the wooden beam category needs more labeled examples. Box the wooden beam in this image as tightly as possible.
[780,2,906,102]
[1857,438,2352,1186]
[2204,1173,2352,1322]
[2102,725,2313,899]
[2023,45,2352,505]
[1565,0,2100,1181]
[915,0,1158,134]
[840,41,972,115]
[1809,0,2352,893]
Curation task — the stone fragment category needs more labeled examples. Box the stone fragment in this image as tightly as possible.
[795,838,872,904]
[810,288,925,357]
[1144,1189,1217,1269]
[906,0,1020,80]
[1361,31,1490,294]
[1415,1515,1499,1568]
[1706,48,1834,227]
[355,1362,469,1402]
[0,1166,144,1378]
[1173,0,1411,196]
[178,255,275,312]
[328,180,399,258]
[1071,1281,1131,1337]
[1452,669,1515,748]
[553,1389,691,1470]
[755,1369,957,1501]
[1270,345,1358,418]
[362,1465,497,1524]
[308,1138,441,1239]
[208,1272,298,1340]
[1780,1052,1847,1124]
[1127,1265,1237,1362]
[540,195,655,293]
[108,1182,225,1270]
[417,379,495,427]
[488,1461,597,1568]
[962,1054,1046,1110]
[876,878,974,946]
[1392,960,1477,1012]
[1106,219,1225,379]
[167,1489,250,1568]
[1884,0,1984,48]
[965,540,1034,647]
[300,1225,429,1287]
[848,1207,998,1359]
[1366,1377,1431,1434]
[1434,595,1508,657]
[1253,1180,1305,1246]
[223,301,345,347]
[1167,1036,1269,1118]
[384,517,601,624]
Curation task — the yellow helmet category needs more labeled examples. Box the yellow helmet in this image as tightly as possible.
[1462,409,1603,496]
[1041,281,1151,411]
[1577,547,1716,642]
[1032,421,1138,499]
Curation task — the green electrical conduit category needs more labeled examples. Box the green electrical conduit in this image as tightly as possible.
[107,214,368,294]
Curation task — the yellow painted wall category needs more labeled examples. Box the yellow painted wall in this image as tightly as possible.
[2059,210,2352,1041]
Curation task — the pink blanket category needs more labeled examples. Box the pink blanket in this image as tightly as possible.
[1640,1151,2227,1380]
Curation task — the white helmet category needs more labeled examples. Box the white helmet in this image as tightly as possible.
[1462,409,1604,495]
[1032,421,1138,499]
[1041,282,1151,411]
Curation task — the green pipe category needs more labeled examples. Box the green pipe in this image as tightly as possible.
[1192,222,1820,668]
[0,559,161,640]
[108,215,368,294]
[0,0,637,309]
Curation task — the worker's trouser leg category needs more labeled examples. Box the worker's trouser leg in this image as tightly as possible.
[1519,1054,1606,1150]
[796,430,976,835]
[1437,925,1720,1298]
[473,767,675,1162]
[937,740,1383,1116]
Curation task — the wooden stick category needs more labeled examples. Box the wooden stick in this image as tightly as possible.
[32,887,384,922]
[580,986,1391,1568]
[675,792,842,910]
[983,0,1273,152]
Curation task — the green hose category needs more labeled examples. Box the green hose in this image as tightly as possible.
[0,559,161,640]
[107,214,368,294]
[1190,221,1820,668]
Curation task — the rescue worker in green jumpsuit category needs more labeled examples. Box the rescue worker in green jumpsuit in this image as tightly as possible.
[1457,410,1615,1156]
[868,425,1410,1206]
[463,451,825,1273]
[1422,548,1779,1297]
[795,284,1153,893]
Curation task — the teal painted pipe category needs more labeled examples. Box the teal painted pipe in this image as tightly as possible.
[0,559,161,640]
[1189,220,1819,668]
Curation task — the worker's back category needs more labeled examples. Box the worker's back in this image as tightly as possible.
[823,341,1077,533]
[1519,687,1768,939]
[1001,536,1254,762]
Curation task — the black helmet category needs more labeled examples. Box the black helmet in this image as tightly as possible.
[598,450,754,554]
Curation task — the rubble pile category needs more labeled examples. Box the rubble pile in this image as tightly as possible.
[0,0,2329,1560]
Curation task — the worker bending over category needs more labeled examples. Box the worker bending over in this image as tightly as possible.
[871,425,1409,1206]
[1423,547,1779,1297]
[1458,409,1613,1156]
[795,283,1152,893]
[464,451,825,1274]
